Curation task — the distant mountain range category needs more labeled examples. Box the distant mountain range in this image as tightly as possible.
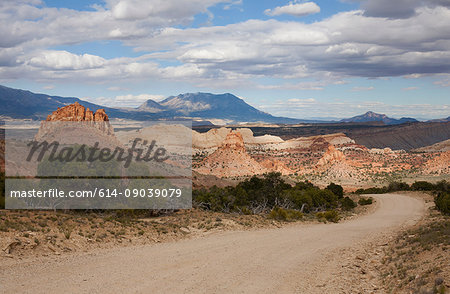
[0,85,447,125]
[0,84,157,120]
[339,111,419,125]
[139,92,290,122]
[427,116,450,123]
[0,85,301,124]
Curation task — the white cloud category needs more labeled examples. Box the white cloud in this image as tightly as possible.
[265,2,320,17]
[403,73,425,79]
[107,86,130,91]
[0,0,233,52]
[223,0,242,10]
[402,86,419,91]
[287,98,316,102]
[83,93,166,108]
[27,51,105,70]
[259,82,325,91]
[115,93,165,102]
[0,0,449,90]
[132,6,450,84]
[108,0,232,21]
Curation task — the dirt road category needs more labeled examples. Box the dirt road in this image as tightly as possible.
[0,194,426,293]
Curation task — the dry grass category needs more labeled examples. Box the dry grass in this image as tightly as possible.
[0,209,284,258]
[380,211,449,294]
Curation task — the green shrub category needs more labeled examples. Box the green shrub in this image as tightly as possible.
[316,210,340,223]
[354,187,386,194]
[193,173,340,214]
[435,180,449,193]
[326,182,344,198]
[411,181,435,191]
[435,192,450,215]
[294,181,316,190]
[358,197,373,206]
[340,197,356,211]
[269,207,288,221]
[386,181,410,192]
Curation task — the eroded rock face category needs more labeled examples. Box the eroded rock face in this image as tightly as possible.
[192,127,283,149]
[195,130,269,177]
[93,109,109,122]
[317,145,346,166]
[36,102,114,143]
[195,130,292,177]
[221,130,245,149]
[312,145,361,180]
[45,102,109,122]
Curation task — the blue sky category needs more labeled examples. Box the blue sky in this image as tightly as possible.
[0,0,449,119]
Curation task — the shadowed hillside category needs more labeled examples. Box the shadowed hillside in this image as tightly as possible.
[194,121,450,150]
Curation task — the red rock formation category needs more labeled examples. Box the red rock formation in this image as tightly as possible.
[46,102,109,122]
[195,130,294,177]
[85,108,94,121]
[195,130,268,177]
[260,159,293,175]
[317,145,346,166]
[94,109,109,122]
[36,102,114,142]
[221,131,245,149]
[423,151,450,174]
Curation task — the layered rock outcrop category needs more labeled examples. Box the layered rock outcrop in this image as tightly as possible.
[195,130,269,177]
[192,127,284,149]
[195,130,293,177]
[317,145,346,166]
[36,102,115,145]
[45,102,109,122]
[313,145,361,180]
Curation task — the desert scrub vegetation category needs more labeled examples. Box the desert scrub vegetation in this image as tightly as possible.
[354,180,449,195]
[435,192,450,215]
[269,207,303,221]
[355,180,450,215]
[193,172,354,221]
[316,210,340,223]
[380,215,449,293]
[358,197,373,206]
[340,196,357,210]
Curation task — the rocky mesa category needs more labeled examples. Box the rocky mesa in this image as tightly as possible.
[36,102,115,144]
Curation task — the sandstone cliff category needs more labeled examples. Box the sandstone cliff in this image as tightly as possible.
[317,145,346,166]
[195,130,269,177]
[35,102,116,146]
[192,127,284,149]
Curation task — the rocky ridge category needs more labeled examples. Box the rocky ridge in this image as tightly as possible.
[413,139,450,152]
